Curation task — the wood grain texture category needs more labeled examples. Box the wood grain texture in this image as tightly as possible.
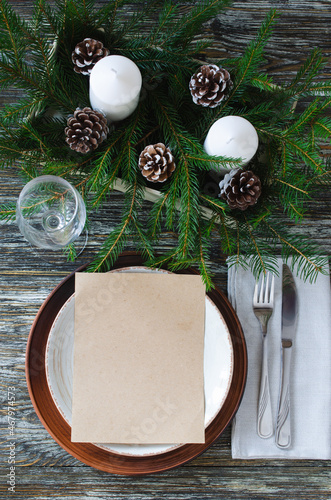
[1,466,331,500]
[0,0,330,498]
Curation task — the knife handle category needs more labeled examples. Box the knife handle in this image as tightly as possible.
[257,335,273,438]
[276,344,292,449]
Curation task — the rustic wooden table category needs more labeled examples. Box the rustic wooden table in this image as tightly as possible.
[1,1,330,498]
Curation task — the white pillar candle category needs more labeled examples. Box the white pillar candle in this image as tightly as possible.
[89,55,142,122]
[204,116,259,173]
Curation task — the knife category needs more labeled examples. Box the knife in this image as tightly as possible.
[275,264,298,449]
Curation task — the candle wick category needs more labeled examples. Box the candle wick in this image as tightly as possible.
[107,67,118,81]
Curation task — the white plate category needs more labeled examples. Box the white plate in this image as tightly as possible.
[45,267,233,457]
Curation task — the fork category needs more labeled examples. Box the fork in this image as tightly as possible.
[253,272,275,439]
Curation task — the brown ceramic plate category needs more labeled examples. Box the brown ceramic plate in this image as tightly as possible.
[26,252,247,475]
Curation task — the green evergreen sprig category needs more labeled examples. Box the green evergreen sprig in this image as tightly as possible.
[0,0,330,286]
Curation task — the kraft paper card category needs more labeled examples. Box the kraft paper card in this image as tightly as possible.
[71,272,206,444]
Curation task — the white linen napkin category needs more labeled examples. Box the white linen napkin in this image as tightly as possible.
[228,258,331,459]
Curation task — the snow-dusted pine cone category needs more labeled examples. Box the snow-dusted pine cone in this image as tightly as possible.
[138,143,176,183]
[65,107,108,154]
[72,38,110,75]
[189,64,232,108]
[219,169,262,210]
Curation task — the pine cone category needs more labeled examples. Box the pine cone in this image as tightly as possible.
[72,38,110,75]
[138,143,176,183]
[219,169,261,210]
[65,107,108,154]
[189,64,232,108]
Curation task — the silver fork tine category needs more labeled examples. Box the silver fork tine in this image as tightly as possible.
[270,274,275,303]
[264,273,269,303]
[253,280,258,304]
[259,274,265,303]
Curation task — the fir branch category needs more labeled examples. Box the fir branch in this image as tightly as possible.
[263,218,328,282]
[0,57,73,111]
[243,254,281,279]
[87,133,125,193]
[157,0,231,49]
[196,218,214,289]
[285,137,323,172]
[0,97,47,122]
[256,126,323,172]
[148,190,170,239]
[167,257,197,271]
[288,202,305,220]
[0,0,329,286]
[217,212,233,255]
[0,142,26,164]
[309,169,331,185]
[130,216,155,261]
[251,74,276,92]
[106,0,125,34]
[243,214,266,275]
[152,92,200,257]
[199,194,226,212]
[0,116,14,137]
[285,98,326,136]
[63,242,78,262]
[88,220,129,272]
[148,1,180,46]
[108,3,157,46]
[0,201,16,221]
[274,177,309,196]
[313,118,331,139]
[146,249,181,270]
[20,121,48,154]
[286,48,324,92]
[0,0,24,66]
[91,148,126,209]
[177,163,199,258]
[303,81,331,96]
[36,1,71,60]
[88,179,140,272]
[204,9,279,133]
[37,156,91,179]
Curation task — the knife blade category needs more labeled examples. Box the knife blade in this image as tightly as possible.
[275,264,298,449]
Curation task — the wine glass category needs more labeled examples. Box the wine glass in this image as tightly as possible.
[16,175,87,258]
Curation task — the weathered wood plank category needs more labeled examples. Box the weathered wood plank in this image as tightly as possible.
[1,465,330,499]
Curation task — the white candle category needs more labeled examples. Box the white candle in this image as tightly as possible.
[89,55,142,122]
[204,116,259,173]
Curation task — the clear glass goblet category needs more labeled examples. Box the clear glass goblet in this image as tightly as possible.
[16,175,87,258]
